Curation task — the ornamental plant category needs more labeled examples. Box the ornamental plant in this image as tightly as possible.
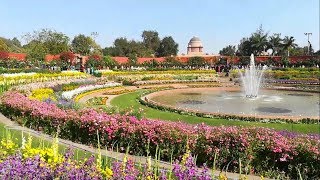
[29,88,56,101]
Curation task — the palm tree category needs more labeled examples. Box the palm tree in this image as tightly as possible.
[249,25,269,56]
[268,34,282,56]
[250,33,269,56]
[281,36,297,57]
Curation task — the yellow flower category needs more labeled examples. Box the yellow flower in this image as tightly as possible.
[105,167,113,178]
[218,173,227,180]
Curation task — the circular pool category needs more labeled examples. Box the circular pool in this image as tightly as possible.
[146,88,320,119]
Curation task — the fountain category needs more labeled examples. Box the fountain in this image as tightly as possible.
[238,54,266,98]
[146,53,319,119]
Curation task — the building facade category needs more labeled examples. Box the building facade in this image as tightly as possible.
[187,36,204,56]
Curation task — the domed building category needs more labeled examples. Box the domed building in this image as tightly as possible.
[187,36,204,56]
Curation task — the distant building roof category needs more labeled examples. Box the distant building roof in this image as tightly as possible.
[137,57,165,64]
[112,56,129,64]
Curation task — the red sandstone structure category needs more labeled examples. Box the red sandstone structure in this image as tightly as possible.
[0,51,317,66]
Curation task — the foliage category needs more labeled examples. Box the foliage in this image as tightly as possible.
[142,30,161,55]
[23,29,69,55]
[103,31,179,58]
[0,39,9,51]
[104,37,153,57]
[219,45,236,56]
[0,37,24,52]
[71,34,100,55]
[162,56,183,67]
[103,55,118,68]
[157,36,179,57]
[187,56,207,67]
[59,51,76,68]
[24,42,47,66]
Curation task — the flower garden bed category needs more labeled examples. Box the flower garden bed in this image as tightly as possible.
[97,69,216,76]
[61,82,121,99]
[133,79,219,86]
[0,71,89,94]
[0,91,319,179]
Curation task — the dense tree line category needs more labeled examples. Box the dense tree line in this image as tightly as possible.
[103,30,178,58]
[219,26,316,57]
[0,27,318,69]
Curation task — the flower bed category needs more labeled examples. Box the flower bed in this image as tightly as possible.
[0,135,229,179]
[61,82,121,99]
[0,71,89,94]
[133,79,218,86]
[86,96,108,106]
[103,89,135,95]
[98,69,216,76]
[1,91,319,179]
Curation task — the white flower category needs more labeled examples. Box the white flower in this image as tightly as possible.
[62,82,121,99]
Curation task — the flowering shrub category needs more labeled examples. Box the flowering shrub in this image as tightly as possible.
[1,91,319,178]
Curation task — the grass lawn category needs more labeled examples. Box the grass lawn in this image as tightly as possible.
[111,90,320,134]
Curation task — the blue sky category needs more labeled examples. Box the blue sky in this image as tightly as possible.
[1,0,319,54]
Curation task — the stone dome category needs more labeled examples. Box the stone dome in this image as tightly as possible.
[188,36,203,47]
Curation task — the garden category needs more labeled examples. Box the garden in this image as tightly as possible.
[0,68,318,179]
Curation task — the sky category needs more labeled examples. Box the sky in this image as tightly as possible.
[1,0,319,54]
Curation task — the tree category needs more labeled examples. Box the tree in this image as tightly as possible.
[143,59,159,68]
[249,26,269,55]
[24,29,69,54]
[128,54,137,66]
[59,52,76,68]
[141,30,160,55]
[0,39,9,51]
[237,38,253,56]
[23,40,48,66]
[85,54,103,69]
[71,34,98,55]
[162,57,182,67]
[103,56,118,68]
[187,56,206,67]
[11,37,22,48]
[219,45,236,56]
[104,38,153,57]
[281,36,297,56]
[157,36,178,57]
[268,34,282,55]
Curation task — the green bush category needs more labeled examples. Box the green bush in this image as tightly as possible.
[93,71,102,77]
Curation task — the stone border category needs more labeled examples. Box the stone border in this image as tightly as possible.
[140,87,320,123]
